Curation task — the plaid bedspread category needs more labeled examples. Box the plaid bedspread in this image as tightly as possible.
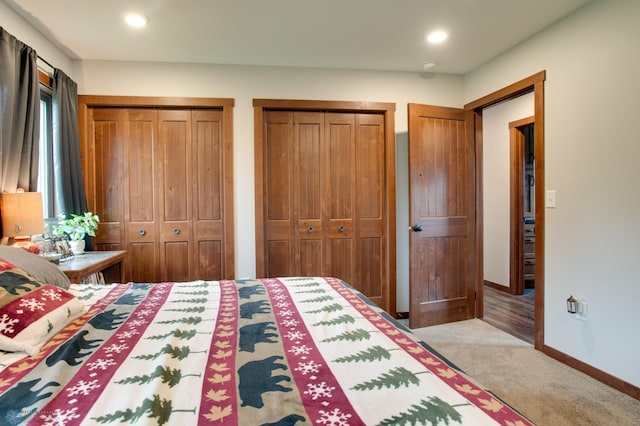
[0,277,532,425]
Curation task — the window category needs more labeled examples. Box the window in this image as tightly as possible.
[37,81,57,220]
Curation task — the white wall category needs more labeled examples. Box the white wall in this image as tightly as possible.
[466,0,640,387]
[483,93,534,287]
[0,1,73,76]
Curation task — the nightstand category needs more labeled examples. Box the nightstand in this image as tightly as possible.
[58,250,126,284]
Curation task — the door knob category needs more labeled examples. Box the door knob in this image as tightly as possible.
[411,224,424,232]
[173,228,180,235]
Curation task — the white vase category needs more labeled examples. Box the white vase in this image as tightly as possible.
[69,240,85,255]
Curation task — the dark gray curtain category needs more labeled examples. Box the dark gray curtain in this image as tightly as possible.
[52,68,88,216]
[0,27,40,193]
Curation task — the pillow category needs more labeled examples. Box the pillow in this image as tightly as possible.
[0,257,85,356]
[0,245,71,289]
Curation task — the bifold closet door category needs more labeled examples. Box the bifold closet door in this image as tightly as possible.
[264,111,324,277]
[325,112,386,308]
[263,110,386,307]
[156,109,229,282]
[88,106,230,283]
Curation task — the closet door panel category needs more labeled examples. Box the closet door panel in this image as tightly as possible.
[267,240,293,277]
[163,241,190,282]
[158,110,193,281]
[90,108,124,251]
[355,113,386,304]
[193,110,225,279]
[264,112,294,277]
[124,109,160,282]
[325,113,356,282]
[294,112,324,276]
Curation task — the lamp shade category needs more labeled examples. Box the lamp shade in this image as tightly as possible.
[1,192,45,238]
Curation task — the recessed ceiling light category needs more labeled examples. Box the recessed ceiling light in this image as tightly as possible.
[423,62,437,69]
[125,13,148,28]
[427,30,448,44]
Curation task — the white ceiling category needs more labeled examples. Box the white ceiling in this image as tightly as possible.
[4,0,592,74]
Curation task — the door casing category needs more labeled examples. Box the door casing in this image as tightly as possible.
[465,70,546,350]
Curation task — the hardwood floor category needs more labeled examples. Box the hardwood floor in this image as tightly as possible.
[482,285,535,344]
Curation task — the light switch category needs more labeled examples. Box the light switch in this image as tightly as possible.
[546,190,556,208]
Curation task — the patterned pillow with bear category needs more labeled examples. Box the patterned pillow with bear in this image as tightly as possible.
[0,257,85,356]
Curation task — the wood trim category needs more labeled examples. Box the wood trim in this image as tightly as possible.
[78,95,234,108]
[253,99,397,316]
[253,104,266,279]
[253,99,395,113]
[474,110,484,318]
[466,71,546,351]
[38,69,52,88]
[509,116,535,296]
[484,280,511,292]
[509,125,525,295]
[464,71,546,111]
[543,345,640,400]
[77,95,235,279]
[533,80,545,351]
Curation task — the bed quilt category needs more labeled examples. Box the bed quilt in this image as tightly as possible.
[0,277,532,425]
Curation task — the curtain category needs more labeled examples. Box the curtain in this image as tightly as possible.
[53,69,90,249]
[0,27,40,193]
[52,68,88,216]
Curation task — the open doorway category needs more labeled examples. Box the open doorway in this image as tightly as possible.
[479,97,536,344]
[464,70,546,350]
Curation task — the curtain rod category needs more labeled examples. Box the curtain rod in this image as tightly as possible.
[37,54,54,71]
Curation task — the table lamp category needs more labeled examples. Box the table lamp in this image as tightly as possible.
[0,192,45,253]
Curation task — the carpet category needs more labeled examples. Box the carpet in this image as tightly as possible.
[405,319,640,425]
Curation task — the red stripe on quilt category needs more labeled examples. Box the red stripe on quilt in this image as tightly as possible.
[29,283,173,426]
[262,278,365,426]
[197,280,238,425]
[323,277,534,426]
[0,284,129,394]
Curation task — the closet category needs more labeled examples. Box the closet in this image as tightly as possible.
[79,96,234,283]
[254,100,396,314]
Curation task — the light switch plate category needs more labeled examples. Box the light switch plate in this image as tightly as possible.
[546,190,556,208]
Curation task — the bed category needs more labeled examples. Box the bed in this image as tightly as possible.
[0,254,532,425]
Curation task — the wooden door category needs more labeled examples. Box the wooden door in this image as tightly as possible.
[89,108,124,253]
[261,108,390,310]
[263,111,325,277]
[80,96,235,284]
[157,110,192,282]
[192,109,228,280]
[408,103,476,328]
[124,109,161,282]
[325,113,386,308]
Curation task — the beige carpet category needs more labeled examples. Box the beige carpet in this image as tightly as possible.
[405,319,640,426]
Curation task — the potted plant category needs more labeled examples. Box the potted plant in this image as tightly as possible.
[52,212,100,255]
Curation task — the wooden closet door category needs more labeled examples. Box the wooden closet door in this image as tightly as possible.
[157,110,192,282]
[81,96,235,284]
[262,110,387,308]
[264,111,326,278]
[192,109,227,280]
[325,113,386,308]
[294,112,325,277]
[124,109,161,282]
[89,108,124,252]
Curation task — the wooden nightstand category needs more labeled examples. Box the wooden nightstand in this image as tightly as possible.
[58,250,127,284]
